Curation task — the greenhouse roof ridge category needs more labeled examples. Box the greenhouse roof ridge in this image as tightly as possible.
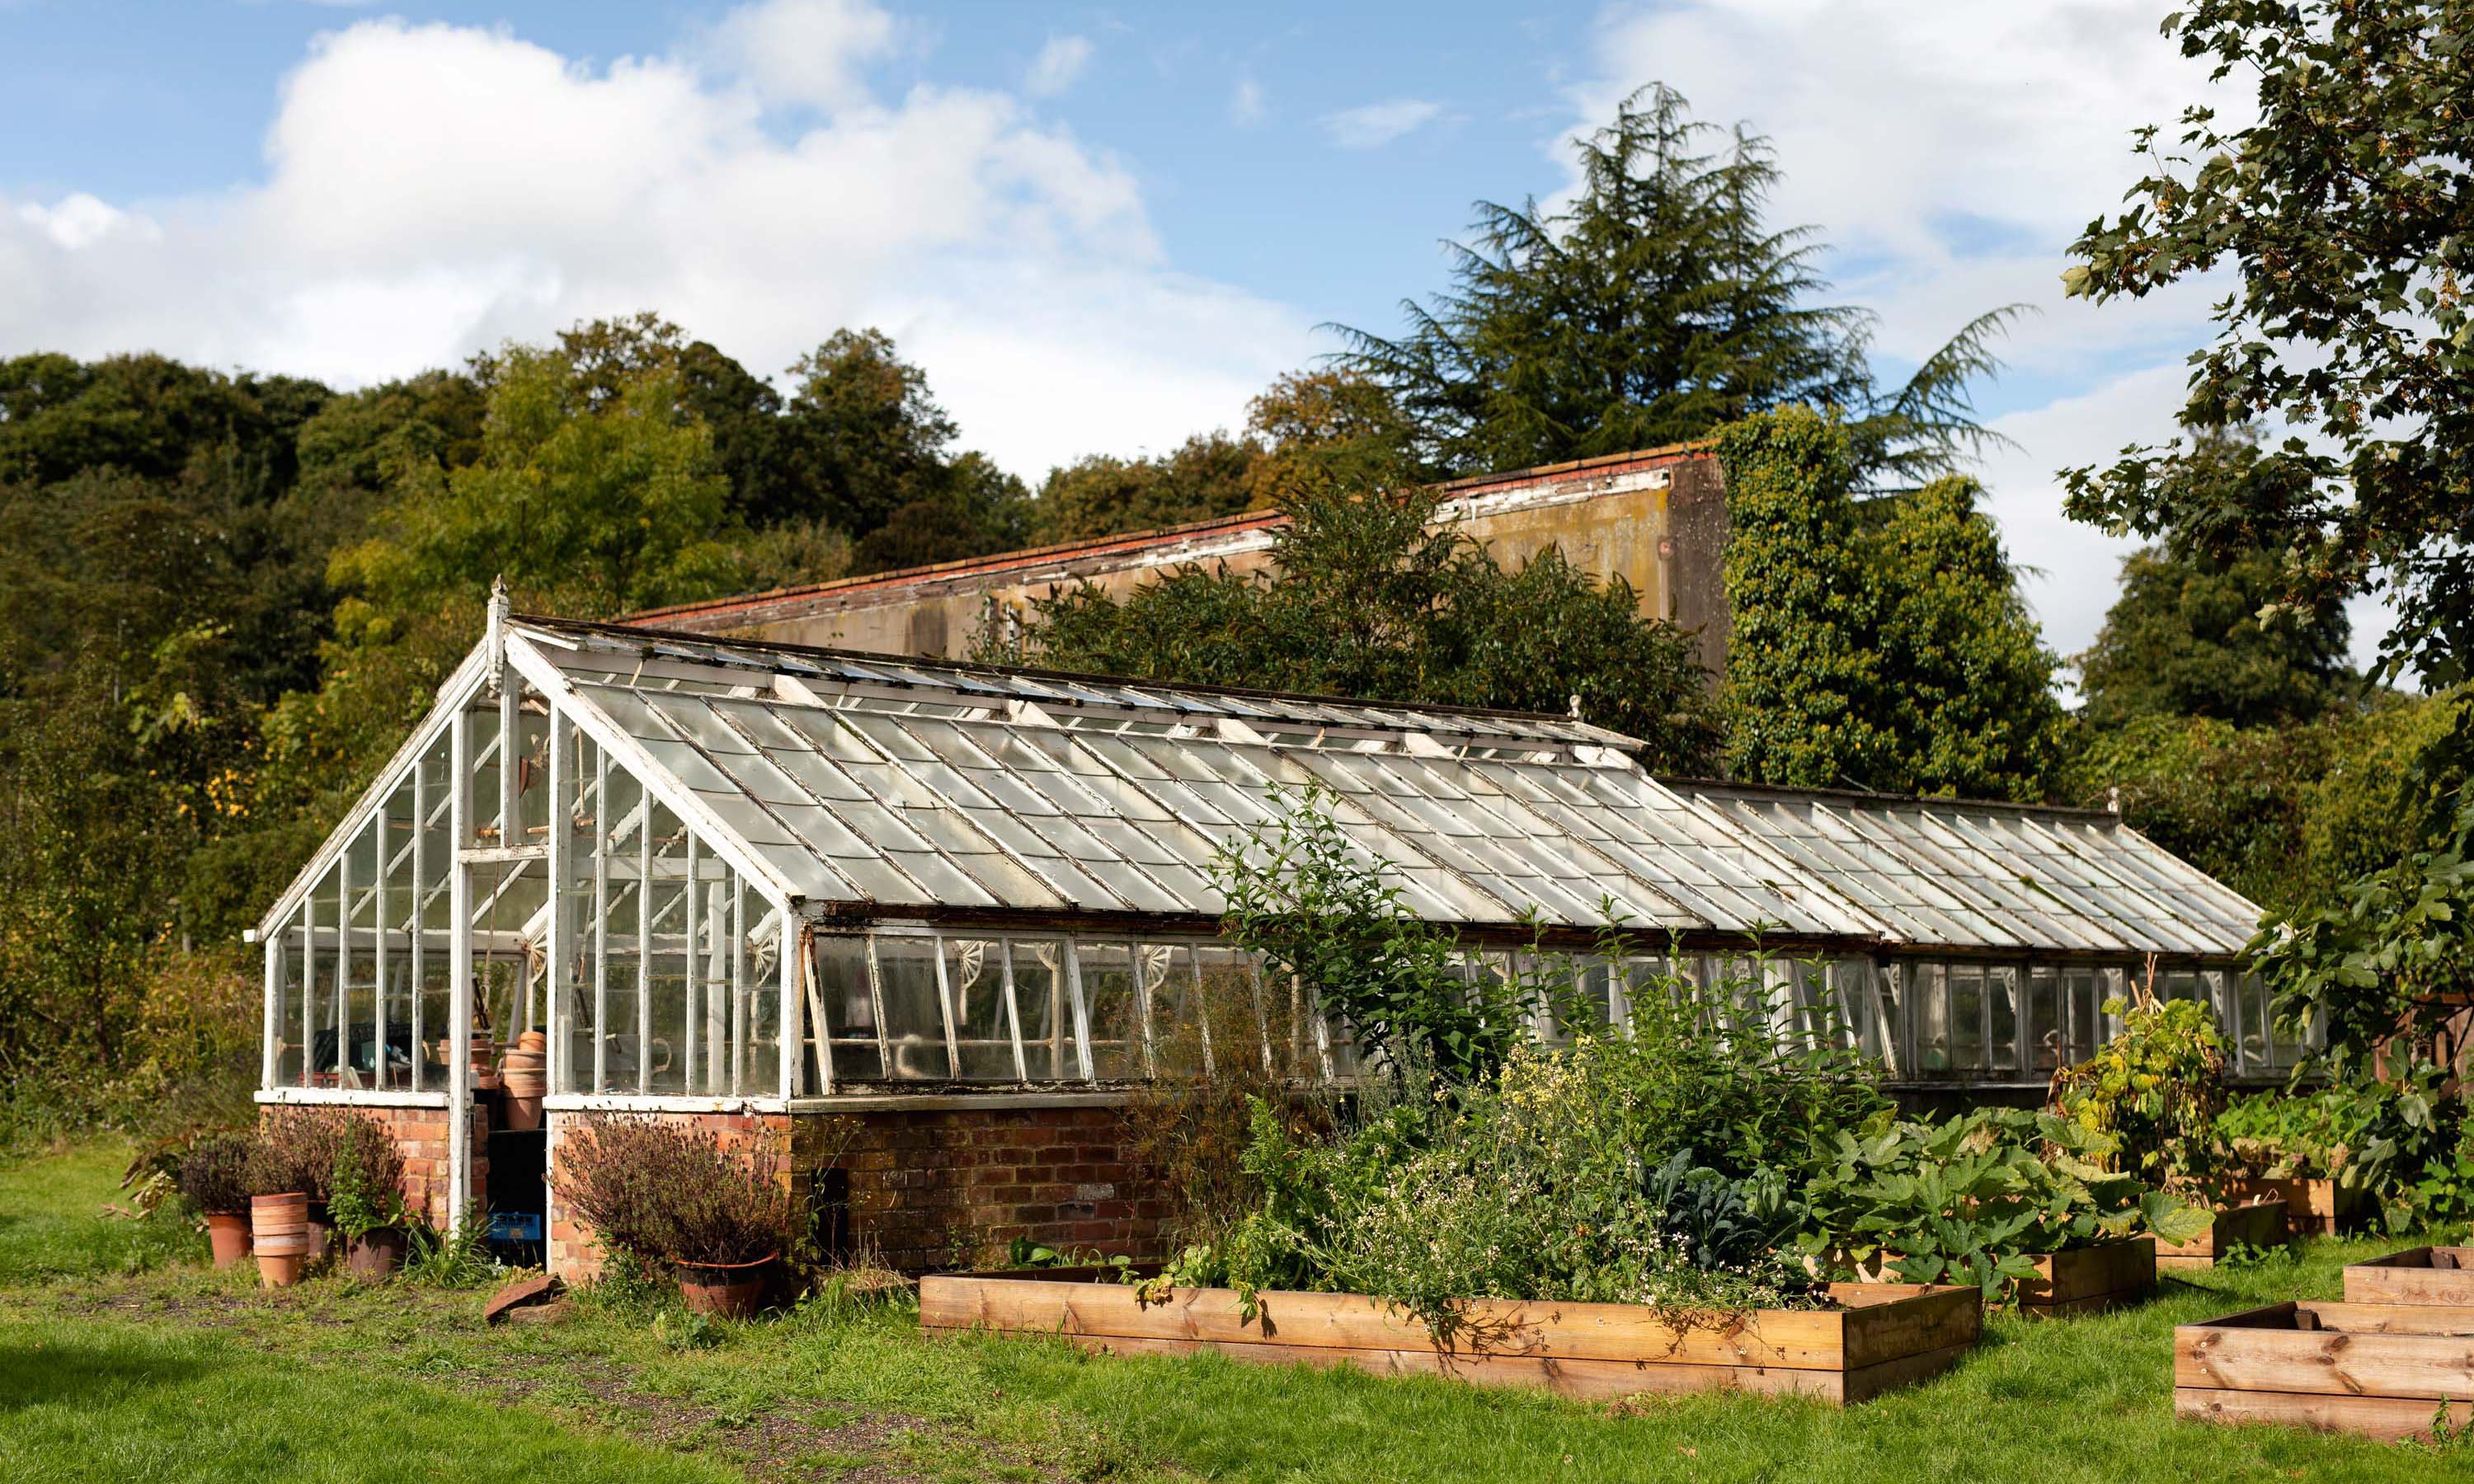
[1663,776,2120,823]
[515,613,1643,748]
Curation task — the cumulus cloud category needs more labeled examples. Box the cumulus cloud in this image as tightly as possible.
[0,3,1310,479]
[1024,35,1092,98]
[701,0,899,113]
[1322,98,1442,149]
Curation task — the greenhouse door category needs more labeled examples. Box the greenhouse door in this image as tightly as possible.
[446,848,553,1258]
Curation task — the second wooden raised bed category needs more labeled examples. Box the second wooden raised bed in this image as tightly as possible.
[2227,1176,2366,1237]
[2155,1200,2289,1270]
[2345,1247,2474,1306]
[2176,1299,2474,1441]
[2017,1237,2157,1317]
[920,1275,1980,1405]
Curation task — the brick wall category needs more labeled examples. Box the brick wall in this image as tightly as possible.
[541,1101,1164,1282]
[256,1100,489,1229]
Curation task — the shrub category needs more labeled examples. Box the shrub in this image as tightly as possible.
[556,1116,796,1267]
[175,1130,258,1216]
[1792,1107,2211,1298]
[1155,1041,1828,1341]
[327,1114,410,1240]
[247,1106,357,1203]
[2050,984,2229,1196]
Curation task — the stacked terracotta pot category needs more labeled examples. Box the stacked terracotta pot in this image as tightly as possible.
[250,1192,314,1288]
[501,1029,548,1130]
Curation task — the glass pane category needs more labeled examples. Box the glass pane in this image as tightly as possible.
[1077,942,1141,1080]
[1140,943,1202,1078]
[815,934,882,1084]
[271,926,303,1088]
[1192,946,1266,1076]
[2028,966,2062,1073]
[469,705,504,848]
[1858,960,1903,1077]
[1987,965,2019,1074]
[876,936,951,1081]
[1912,963,1951,1073]
[944,937,1017,1080]
[1009,941,1074,1081]
[745,903,781,1097]
[1950,965,1987,1073]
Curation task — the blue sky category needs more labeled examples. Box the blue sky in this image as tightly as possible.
[2,0,2363,668]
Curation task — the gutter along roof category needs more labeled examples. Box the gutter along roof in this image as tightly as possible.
[486,615,2261,960]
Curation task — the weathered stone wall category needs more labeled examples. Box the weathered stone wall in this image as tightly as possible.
[628,446,1724,679]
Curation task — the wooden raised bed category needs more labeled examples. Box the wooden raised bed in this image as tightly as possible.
[2345,1247,2474,1307]
[920,1275,1979,1405]
[2017,1237,2157,1317]
[2227,1176,2366,1237]
[2176,1300,2474,1441]
[2155,1200,2289,1270]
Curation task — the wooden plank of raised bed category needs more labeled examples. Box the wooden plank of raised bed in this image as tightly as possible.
[2176,1321,2474,1400]
[2345,1247,2474,1307]
[1065,1332,1860,1403]
[2157,1201,2288,1270]
[1834,1285,1981,1369]
[2296,1299,2474,1336]
[2176,1387,2474,1443]
[922,1278,1864,1369]
[2020,1240,2155,1308]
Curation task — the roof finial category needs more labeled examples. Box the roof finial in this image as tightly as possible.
[485,575,510,698]
[1568,693,1584,722]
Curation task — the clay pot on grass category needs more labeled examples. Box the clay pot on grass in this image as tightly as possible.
[675,1255,774,1318]
[251,1192,311,1289]
[205,1212,252,1270]
[344,1228,408,1280]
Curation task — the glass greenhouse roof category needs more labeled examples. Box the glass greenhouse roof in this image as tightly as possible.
[255,614,2265,960]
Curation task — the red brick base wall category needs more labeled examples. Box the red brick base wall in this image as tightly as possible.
[256,1101,489,1231]
[542,1101,1166,1282]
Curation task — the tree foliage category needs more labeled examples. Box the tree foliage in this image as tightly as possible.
[2077,428,2358,729]
[2063,0,2474,691]
[1335,84,2018,481]
[1716,407,2067,800]
[988,478,1720,773]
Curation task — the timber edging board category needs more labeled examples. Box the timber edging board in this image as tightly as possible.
[2175,1299,2474,1442]
[2157,1201,2289,1271]
[2227,1176,2366,1237]
[2018,1237,2157,1317]
[918,1276,1980,1405]
[2345,1247,2474,1307]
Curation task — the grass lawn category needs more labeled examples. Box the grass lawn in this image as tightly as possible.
[0,1142,201,1284]
[6,1138,2474,1482]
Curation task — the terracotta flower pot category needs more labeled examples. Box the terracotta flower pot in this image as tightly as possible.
[205,1211,253,1270]
[675,1255,775,1318]
[344,1228,408,1281]
[251,1192,310,1289]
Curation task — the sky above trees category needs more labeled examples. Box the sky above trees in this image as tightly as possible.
[0,0,2391,671]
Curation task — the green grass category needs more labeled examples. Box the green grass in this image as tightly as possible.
[0,1140,201,1284]
[7,1139,2474,1481]
[0,1315,740,1484]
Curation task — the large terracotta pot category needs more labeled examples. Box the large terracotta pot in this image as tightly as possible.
[205,1211,252,1270]
[501,1031,548,1129]
[251,1192,310,1289]
[344,1228,408,1281]
[675,1255,774,1318]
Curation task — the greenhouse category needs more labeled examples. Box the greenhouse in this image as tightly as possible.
[247,595,2281,1271]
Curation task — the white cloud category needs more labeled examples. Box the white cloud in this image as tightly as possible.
[0,8,1310,480]
[1322,98,1442,149]
[700,0,900,113]
[1230,75,1265,127]
[1024,35,1092,98]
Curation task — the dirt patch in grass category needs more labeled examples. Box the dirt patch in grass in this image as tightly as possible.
[37,1273,1061,1484]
